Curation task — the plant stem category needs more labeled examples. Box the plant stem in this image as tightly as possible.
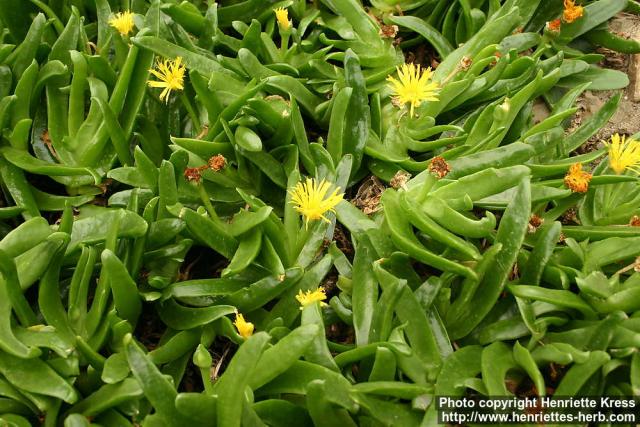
[280,32,290,57]
[181,92,202,134]
[198,184,220,222]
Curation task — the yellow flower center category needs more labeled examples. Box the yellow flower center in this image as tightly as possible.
[296,287,328,309]
[387,63,439,118]
[233,313,254,339]
[109,11,135,36]
[148,57,186,103]
[289,178,343,228]
[274,7,290,30]
[563,0,584,23]
[564,163,592,193]
[605,133,640,175]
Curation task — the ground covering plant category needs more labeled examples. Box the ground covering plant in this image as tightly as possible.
[0,0,639,425]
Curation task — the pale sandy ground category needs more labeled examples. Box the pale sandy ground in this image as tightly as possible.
[579,13,640,141]
[532,13,640,152]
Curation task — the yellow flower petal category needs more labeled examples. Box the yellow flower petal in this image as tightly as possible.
[109,11,135,36]
[233,313,254,339]
[296,287,328,309]
[274,7,291,30]
[605,133,640,175]
[147,57,186,103]
[387,63,439,118]
[289,178,343,228]
[147,80,168,88]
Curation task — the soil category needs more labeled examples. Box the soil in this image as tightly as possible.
[572,13,640,143]
[532,13,640,159]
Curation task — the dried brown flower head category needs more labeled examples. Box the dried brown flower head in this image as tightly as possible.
[548,19,561,32]
[528,214,544,233]
[184,167,203,184]
[390,170,411,189]
[208,154,227,172]
[428,156,451,179]
[379,24,399,39]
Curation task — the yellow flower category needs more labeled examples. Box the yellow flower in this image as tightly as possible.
[296,287,328,310]
[289,178,343,228]
[109,11,135,36]
[564,163,592,193]
[563,0,584,23]
[387,63,439,117]
[605,133,640,175]
[274,7,290,30]
[148,57,186,103]
[233,313,254,339]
